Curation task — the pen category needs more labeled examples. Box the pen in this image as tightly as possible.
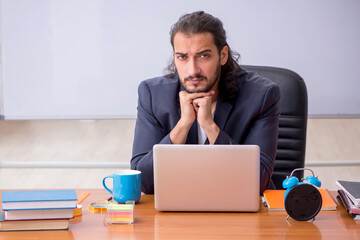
[261,196,268,207]
[76,192,91,205]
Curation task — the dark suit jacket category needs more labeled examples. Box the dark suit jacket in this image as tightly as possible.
[131,70,280,194]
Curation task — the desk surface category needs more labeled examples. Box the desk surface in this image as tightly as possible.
[1,189,359,240]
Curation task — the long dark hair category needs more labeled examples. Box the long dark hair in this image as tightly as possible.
[166,11,243,100]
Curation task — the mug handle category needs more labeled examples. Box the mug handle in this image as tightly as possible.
[102,175,113,195]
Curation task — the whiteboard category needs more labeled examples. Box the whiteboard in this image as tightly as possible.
[1,0,360,119]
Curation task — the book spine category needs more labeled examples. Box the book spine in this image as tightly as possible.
[338,190,360,217]
[338,190,351,213]
[337,195,347,212]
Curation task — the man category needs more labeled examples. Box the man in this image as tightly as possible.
[131,11,280,194]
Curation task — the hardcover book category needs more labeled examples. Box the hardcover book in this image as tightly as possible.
[2,190,77,210]
[4,208,74,221]
[0,218,69,231]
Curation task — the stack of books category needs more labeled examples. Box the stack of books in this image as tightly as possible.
[336,180,360,220]
[1,189,77,231]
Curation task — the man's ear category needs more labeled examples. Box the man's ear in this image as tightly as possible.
[220,46,229,66]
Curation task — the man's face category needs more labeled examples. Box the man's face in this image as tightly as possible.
[173,32,228,93]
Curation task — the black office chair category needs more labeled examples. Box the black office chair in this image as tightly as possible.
[242,65,308,189]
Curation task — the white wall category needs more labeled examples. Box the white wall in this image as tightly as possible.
[1,0,360,119]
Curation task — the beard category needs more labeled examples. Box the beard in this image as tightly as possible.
[180,63,221,93]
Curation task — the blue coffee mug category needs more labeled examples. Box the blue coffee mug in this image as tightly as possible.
[102,170,141,203]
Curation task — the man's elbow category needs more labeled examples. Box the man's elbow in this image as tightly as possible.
[141,182,154,194]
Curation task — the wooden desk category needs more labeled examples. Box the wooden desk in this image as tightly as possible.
[1,189,359,239]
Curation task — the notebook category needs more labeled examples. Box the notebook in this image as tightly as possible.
[263,188,337,211]
[336,180,360,206]
[153,144,260,212]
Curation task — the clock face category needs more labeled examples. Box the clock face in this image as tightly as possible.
[284,184,322,221]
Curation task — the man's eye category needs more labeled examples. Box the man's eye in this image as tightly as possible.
[177,55,187,60]
[200,54,209,58]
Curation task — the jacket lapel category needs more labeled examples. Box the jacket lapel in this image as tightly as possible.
[187,120,198,144]
[214,97,233,131]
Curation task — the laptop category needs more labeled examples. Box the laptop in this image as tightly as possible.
[153,144,260,212]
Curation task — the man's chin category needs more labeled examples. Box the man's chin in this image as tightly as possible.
[184,87,209,93]
[183,84,211,93]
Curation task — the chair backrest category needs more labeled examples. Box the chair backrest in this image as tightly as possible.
[242,65,308,189]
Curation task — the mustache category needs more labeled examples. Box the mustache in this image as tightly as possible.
[184,74,207,81]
